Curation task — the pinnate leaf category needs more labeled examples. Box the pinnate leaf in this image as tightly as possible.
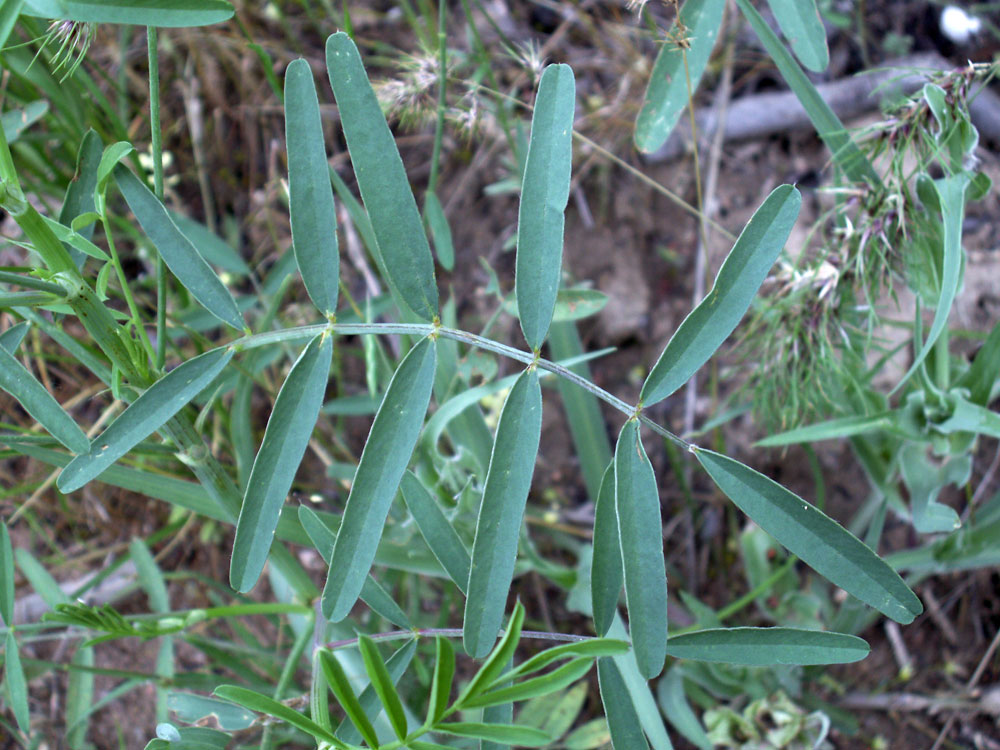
[765,0,829,72]
[694,448,923,624]
[598,657,649,750]
[325,32,438,321]
[214,685,342,745]
[515,64,575,351]
[591,462,622,637]
[464,369,542,658]
[4,632,29,733]
[115,165,245,331]
[634,0,725,153]
[427,636,455,724]
[318,649,380,749]
[664,626,869,665]
[1,524,13,626]
[21,0,234,26]
[322,337,437,621]
[58,347,234,493]
[231,333,332,592]
[0,344,89,454]
[615,420,667,679]
[285,58,339,316]
[401,471,471,594]
[641,184,800,406]
[437,722,550,747]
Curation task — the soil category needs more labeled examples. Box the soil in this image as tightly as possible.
[4,1,1000,749]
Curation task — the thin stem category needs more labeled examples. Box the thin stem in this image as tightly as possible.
[325,627,591,651]
[147,26,167,371]
[233,322,691,449]
[101,214,156,364]
[427,0,448,195]
[263,611,315,750]
[934,325,949,392]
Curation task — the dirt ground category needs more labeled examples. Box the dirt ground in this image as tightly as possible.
[5,1,1000,748]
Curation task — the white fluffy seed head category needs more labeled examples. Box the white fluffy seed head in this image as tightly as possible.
[940,5,982,44]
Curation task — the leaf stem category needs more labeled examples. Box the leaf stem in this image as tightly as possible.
[147,26,167,371]
[234,323,692,449]
[324,627,591,652]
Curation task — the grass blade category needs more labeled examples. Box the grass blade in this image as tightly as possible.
[214,685,342,745]
[615,420,667,679]
[322,337,437,621]
[634,0,725,153]
[641,185,800,406]
[0,322,29,353]
[0,524,12,626]
[400,471,471,593]
[895,174,969,391]
[734,0,877,184]
[58,347,234,493]
[597,658,649,750]
[60,129,102,267]
[694,448,923,624]
[754,412,896,447]
[427,636,455,724]
[765,0,829,72]
[0,344,90,454]
[656,666,711,750]
[318,649,380,749]
[665,627,869,665]
[515,64,575,351]
[169,211,250,276]
[336,638,417,744]
[424,190,454,271]
[438,723,550,747]
[22,0,234,26]
[464,369,542,658]
[4,632,29,733]
[464,657,593,709]
[956,319,1000,406]
[358,635,408,741]
[499,639,630,686]
[457,601,525,706]
[66,646,95,748]
[298,505,412,629]
[114,164,245,331]
[591,463,622,637]
[325,32,438,321]
[285,58,339,316]
[231,333,332,592]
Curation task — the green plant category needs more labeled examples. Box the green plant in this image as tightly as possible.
[0,1,946,748]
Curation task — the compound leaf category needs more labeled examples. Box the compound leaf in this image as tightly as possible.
[765,0,829,72]
[325,32,438,320]
[641,185,800,406]
[615,420,667,679]
[285,58,339,316]
[231,334,332,592]
[591,462,622,637]
[59,347,234,493]
[0,344,89,455]
[665,627,869,665]
[115,165,245,331]
[695,448,923,624]
[464,369,542,658]
[635,0,725,153]
[322,337,436,621]
[515,64,575,351]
